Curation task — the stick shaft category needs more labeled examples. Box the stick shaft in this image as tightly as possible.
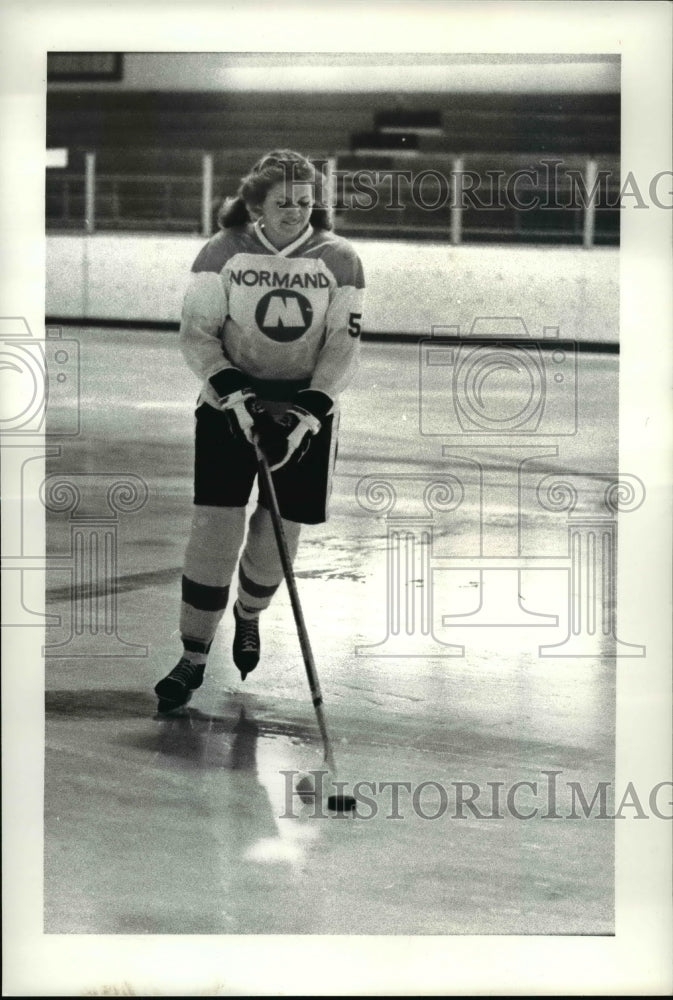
[256,453,321,697]
[255,449,336,772]
[255,446,336,774]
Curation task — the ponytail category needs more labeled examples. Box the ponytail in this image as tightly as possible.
[309,206,333,231]
[217,195,250,230]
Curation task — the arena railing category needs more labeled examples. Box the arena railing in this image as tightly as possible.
[45,150,620,247]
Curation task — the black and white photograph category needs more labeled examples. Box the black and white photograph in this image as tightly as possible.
[2,2,671,996]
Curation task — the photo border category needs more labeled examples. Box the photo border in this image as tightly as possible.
[2,1,671,995]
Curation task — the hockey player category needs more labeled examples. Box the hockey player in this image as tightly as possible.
[154,150,365,712]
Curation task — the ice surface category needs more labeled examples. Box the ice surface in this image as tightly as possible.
[44,328,618,934]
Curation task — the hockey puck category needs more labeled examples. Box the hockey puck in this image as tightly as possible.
[296,776,315,803]
[327,794,356,813]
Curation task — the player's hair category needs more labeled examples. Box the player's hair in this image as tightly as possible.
[218,149,333,231]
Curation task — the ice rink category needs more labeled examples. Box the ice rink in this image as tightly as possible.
[44,326,619,936]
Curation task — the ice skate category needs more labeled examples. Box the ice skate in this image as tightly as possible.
[233,603,260,680]
[154,657,205,712]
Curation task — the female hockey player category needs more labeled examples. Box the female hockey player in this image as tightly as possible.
[154,150,365,712]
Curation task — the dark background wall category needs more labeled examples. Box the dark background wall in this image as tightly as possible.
[47,90,619,161]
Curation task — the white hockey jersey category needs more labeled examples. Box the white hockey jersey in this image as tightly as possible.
[180,220,366,407]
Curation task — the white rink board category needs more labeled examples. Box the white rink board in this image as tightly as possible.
[46,234,619,343]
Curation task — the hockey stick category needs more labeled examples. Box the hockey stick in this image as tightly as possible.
[254,442,354,810]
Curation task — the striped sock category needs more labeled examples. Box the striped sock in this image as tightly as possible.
[182,649,208,666]
[237,504,301,614]
[180,633,213,667]
[234,598,261,621]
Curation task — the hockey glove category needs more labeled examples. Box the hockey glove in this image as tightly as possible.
[257,390,333,472]
[209,368,267,445]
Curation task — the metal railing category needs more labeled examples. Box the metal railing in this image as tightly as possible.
[46,150,620,247]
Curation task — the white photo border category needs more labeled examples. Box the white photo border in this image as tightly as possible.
[1,1,671,995]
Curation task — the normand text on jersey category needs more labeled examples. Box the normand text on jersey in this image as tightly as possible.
[229,269,330,289]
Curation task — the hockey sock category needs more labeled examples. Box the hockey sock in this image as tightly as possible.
[179,578,229,648]
[237,503,301,614]
[233,598,260,621]
[181,648,208,666]
[179,504,246,648]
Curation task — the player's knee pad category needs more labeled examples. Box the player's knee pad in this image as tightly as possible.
[184,504,246,587]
